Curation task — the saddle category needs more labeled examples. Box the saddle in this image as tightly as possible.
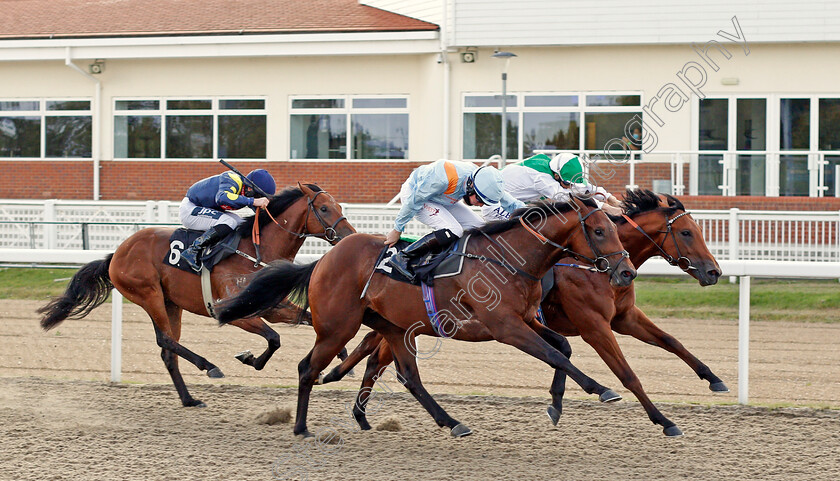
[164,228,242,274]
[375,234,471,286]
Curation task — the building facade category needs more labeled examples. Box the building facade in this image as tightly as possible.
[2,0,840,211]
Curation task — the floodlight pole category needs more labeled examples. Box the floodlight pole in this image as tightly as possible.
[492,51,517,169]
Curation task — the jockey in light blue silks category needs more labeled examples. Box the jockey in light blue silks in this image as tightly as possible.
[385,160,525,280]
[481,153,623,221]
[179,169,276,271]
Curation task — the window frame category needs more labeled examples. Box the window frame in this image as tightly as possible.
[288,94,411,162]
[0,98,92,160]
[112,96,267,161]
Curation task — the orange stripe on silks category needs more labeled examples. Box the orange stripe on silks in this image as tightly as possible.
[443,161,459,194]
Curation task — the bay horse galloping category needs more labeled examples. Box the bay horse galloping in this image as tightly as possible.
[216,197,637,438]
[38,184,355,407]
[325,189,723,437]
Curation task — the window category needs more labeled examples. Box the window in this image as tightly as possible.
[462,93,640,161]
[113,98,266,159]
[0,99,91,158]
[290,96,408,160]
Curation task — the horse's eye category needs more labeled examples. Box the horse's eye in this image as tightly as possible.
[594,229,604,236]
[681,230,691,237]
[320,205,328,212]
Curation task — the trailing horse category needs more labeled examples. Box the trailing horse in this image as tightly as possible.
[216,197,637,437]
[38,183,355,407]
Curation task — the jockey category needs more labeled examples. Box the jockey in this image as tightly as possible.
[385,160,525,280]
[482,153,623,221]
[179,169,276,271]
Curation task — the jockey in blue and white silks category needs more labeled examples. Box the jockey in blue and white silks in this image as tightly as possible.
[384,159,525,281]
[178,169,276,271]
[482,153,623,221]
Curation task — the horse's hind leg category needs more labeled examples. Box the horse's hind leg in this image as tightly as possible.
[321,330,383,385]
[350,339,394,430]
[613,306,728,392]
[526,321,576,425]
[228,318,281,370]
[159,303,205,407]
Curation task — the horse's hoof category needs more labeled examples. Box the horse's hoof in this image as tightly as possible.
[235,350,255,365]
[314,372,325,385]
[347,368,356,378]
[295,431,315,441]
[709,381,730,393]
[663,425,684,437]
[185,400,207,408]
[599,390,621,403]
[450,423,472,438]
[546,405,561,426]
[207,367,225,379]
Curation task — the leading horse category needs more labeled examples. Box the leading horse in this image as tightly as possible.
[38,184,355,407]
[216,197,637,437]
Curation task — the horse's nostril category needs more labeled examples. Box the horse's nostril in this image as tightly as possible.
[709,269,721,278]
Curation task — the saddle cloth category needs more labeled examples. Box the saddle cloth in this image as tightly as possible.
[163,229,241,274]
[375,234,471,286]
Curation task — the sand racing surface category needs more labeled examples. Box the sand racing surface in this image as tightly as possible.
[1,299,839,480]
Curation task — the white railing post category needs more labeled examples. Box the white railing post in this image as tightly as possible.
[738,275,751,405]
[44,199,57,249]
[157,201,172,223]
[110,289,123,383]
[144,200,156,224]
[729,207,740,283]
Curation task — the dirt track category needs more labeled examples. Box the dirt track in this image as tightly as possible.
[1,299,839,480]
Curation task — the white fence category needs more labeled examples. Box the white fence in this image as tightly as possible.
[0,199,838,263]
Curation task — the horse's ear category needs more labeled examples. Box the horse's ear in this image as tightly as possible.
[298,182,315,197]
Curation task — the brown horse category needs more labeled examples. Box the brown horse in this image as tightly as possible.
[322,189,723,437]
[38,184,355,407]
[216,197,637,438]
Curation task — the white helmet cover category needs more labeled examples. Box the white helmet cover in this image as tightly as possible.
[471,166,505,205]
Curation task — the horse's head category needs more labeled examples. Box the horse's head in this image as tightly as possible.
[620,190,721,286]
[565,196,637,287]
[298,183,356,244]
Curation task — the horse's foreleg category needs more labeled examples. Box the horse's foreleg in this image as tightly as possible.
[159,303,206,407]
[578,320,682,437]
[527,321,573,425]
[350,340,394,430]
[612,306,729,393]
[228,317,281,370]
[321,331,383,385]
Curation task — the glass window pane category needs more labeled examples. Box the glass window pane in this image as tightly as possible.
[819,98,840,150]
[114,116,161,158]
[292,99,344,109]
[0,101,39,111]
[290,114,347,159]
[524,95,578,107]
[218,115,266,159]
[779,155,809,196]
[115,100,159,111]
[166,116,212,158]
[736,99,766,151]
[463,112,518,160]
[585,95,640,107]
[699,99,728,150]
[0,117,40,157]
[46,116,92,158]
[584,112,637,150]
[220,99,265,110]
[352,98,407,109]
[464,95,517,108]
[351,114,408,159]
[523,112,579,156]
[824,155,840,197]
[780,98,809,150]
[167,100,211,110]
[735,154,765,195]
[47,100,91,111]
[698,154,723,195]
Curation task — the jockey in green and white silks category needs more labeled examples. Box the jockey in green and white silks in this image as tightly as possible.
[481,153,623,221]
[384,160,525,280]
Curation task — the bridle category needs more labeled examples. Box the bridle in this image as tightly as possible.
[520,205,630,278]
[259,191,348,244]
[622,210,696,272]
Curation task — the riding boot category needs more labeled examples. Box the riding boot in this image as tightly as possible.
[387,229,456,281]
[181,224,234,272]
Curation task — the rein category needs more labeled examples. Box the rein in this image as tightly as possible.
[622,210,696,272]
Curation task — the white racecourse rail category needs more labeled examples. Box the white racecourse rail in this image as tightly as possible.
[1,199,839,404]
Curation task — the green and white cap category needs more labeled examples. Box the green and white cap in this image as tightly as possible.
[549,153,584,183]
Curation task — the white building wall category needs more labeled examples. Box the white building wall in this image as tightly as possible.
[361,0,443,25]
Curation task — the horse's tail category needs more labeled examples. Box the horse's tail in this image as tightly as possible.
[37,254,114,331]
[216,260,317,326]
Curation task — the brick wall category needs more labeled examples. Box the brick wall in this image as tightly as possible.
[4,160,840,211]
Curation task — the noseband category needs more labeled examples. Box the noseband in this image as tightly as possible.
[622,210,696,272]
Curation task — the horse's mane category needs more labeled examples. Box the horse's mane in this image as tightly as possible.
[469,197,600,237]
[235,184,323,236]
[610,188,684,224]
